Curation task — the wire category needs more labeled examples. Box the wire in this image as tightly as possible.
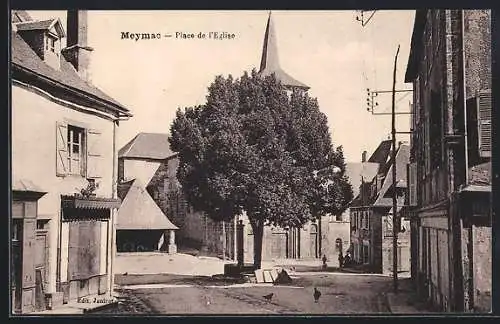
[362,11,377,27]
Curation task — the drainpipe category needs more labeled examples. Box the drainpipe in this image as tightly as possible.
[462,10,469,185]
[108,119,118,296]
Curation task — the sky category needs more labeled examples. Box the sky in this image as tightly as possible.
[26,10,415,163]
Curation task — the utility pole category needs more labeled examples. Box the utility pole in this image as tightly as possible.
[355,10,377,27]
[363,47,412,294]
[391,44,401,293]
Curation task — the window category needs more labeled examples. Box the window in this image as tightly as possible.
[363,244,369,264]
[36,220,49,230]
[429,90,442,169]
[67,125,84,175]
[56,122,102,179]
[12,219,22,241]
[50,37,55,52]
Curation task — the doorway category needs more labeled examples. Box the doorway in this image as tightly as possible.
[11,219,23,313]
[35,223,49,311]
[310,224,318,258]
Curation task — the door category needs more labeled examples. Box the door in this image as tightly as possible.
[310,224,318,259]
[35,229,49,311]
[270,233,287,260]
[11,219,23,313]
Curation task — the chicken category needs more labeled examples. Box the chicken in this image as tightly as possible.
[313,287,321,303]
[263,293,274,301]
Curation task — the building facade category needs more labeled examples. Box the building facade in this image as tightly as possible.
[118,132,235,259]
[405,9,491,312]
[350,142,411,275]
[11,10,132,313]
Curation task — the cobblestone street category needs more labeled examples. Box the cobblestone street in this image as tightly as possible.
[96,272,400,315]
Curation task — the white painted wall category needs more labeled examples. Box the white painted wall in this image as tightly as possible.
[12,83,116,293]
[123,159,161,185]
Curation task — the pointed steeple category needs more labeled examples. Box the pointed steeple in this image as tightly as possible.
[259,11,280,72]
[258,11,309,91]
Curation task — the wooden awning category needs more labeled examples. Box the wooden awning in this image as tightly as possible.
[61,195,121,210]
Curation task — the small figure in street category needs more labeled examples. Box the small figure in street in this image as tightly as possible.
[338,251,344,269]
[263,293,274,301]
[313,287,321,303]
[344,251,351,267]
[322,254,328,270]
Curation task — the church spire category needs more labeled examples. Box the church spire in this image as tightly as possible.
[258,12,310,91]
[259,11,280,72]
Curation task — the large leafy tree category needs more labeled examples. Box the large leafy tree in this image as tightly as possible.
[169,69,352,268]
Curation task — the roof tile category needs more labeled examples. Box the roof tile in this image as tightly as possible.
[11,30,131,115]
[119,133,174,160]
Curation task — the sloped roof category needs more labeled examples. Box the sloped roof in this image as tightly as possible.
[368,140,393,164]
[119,132,175,160]
[258,12,309,90]
[373,144,410,207]
[117,179,178,230]
[11,30,131,117]
[16,19,54,30]
[12,177,46,193]
[405,10,427,83]
[15,18,66,37]
[11,10,33,23]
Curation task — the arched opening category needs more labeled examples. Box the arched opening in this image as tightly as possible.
[310,223,318,258]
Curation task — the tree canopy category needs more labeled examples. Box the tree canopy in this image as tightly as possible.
[169,69,353,267]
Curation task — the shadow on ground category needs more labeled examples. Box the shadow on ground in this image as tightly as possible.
[115,273,247,286]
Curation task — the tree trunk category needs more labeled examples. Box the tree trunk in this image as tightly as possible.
[251,220,264,269]
[222,220,226,260]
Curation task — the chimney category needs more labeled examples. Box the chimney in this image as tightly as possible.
[62,10,93,81]
[361,151,367,163]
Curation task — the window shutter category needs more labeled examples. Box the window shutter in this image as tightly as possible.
[68,222,81,280]
[56,122,68,177]
[408,163,418,206]
[22,219,36,288]
[476,90,491,158]
[86,129,103,179]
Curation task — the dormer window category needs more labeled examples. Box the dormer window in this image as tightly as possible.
[15,18,65,70]
[46,35,57,53]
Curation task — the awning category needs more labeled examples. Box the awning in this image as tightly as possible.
[12,178,46,193]
[61,195,121,210]
[12,177,47,200]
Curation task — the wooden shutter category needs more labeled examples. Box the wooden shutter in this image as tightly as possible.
[86,129,103,179]
[476,90,491,158]
[22,219,36,288]
[56,122,68,177]
[68,222,81,280]
[408,163,418,206]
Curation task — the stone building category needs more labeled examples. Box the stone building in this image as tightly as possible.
[405,9,491,312]
[11,10,132,313]
[350,142,411,274]
[118,132,235,259]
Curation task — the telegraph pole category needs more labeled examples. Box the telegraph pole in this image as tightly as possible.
[391,44,400,293]
[363,47,412,294]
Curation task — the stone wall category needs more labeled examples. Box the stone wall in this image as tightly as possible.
[325,220,350,265]
[472,225,491,312]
